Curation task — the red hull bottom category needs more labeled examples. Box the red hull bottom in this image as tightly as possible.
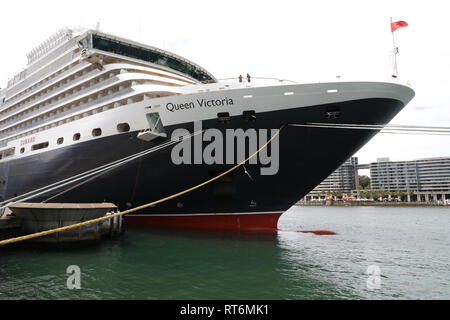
[125,212,282,231]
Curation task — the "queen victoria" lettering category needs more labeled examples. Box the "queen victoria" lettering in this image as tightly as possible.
[166,97,234,112]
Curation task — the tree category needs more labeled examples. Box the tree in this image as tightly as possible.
[397,191,407,201]
[359,175,371,190]
[360,191,371,199]
[371,190,381,201]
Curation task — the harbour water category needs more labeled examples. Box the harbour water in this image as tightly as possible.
[0,206,449,300]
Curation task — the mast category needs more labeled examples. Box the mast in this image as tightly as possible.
[391,17,399,79]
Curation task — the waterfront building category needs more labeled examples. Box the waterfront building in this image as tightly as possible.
[370,157,450,193]
[305,157,358,199]
[301,156,450,203]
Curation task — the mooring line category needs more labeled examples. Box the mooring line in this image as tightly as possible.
[0,130,204,210]
[0,125,284,246]
[288,123,450,135]
[308,122,450,131]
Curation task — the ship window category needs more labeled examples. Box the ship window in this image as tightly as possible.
[92,128,102,137]
[20,147,25,153]
[92,35,214,83]
[1,147,16,159]
[73,133,81,141]
[57,137,64,144]
[117,123,130,132]
[31,142,49,151]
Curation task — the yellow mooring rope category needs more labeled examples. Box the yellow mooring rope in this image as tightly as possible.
[0,125,284,246]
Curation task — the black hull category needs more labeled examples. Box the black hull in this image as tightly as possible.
[1,98,404,221]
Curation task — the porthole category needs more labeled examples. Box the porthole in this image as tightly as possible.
[73,133,81,141]
[92,128,102,137]
[20,147,25,154]
[117,123,130,132]
[57,137,64,145]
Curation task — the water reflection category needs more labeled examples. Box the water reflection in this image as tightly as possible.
[1,226,349,299]
[1,206,449,299]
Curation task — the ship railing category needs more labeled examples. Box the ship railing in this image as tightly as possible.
[5,49,75,100]
[200,76,412,87]
[202,76,298,84]
[216,77,298,84]
[0,75,119,132]
[0,87,134,141]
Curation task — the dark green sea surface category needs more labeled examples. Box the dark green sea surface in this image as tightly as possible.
[1,206,449,299]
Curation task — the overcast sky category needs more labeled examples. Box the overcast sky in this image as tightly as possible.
[1,0,448,166]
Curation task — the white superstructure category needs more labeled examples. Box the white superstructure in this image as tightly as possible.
[0,28,215,160]
[0,28,414,165]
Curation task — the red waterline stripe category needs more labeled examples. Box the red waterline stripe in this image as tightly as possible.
[125,212,282,231]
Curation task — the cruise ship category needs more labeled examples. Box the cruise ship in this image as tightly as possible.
[0,28,415,230]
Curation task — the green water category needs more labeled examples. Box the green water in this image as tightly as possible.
[0,206,449,299]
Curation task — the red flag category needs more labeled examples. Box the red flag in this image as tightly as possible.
[391,20,408,32]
